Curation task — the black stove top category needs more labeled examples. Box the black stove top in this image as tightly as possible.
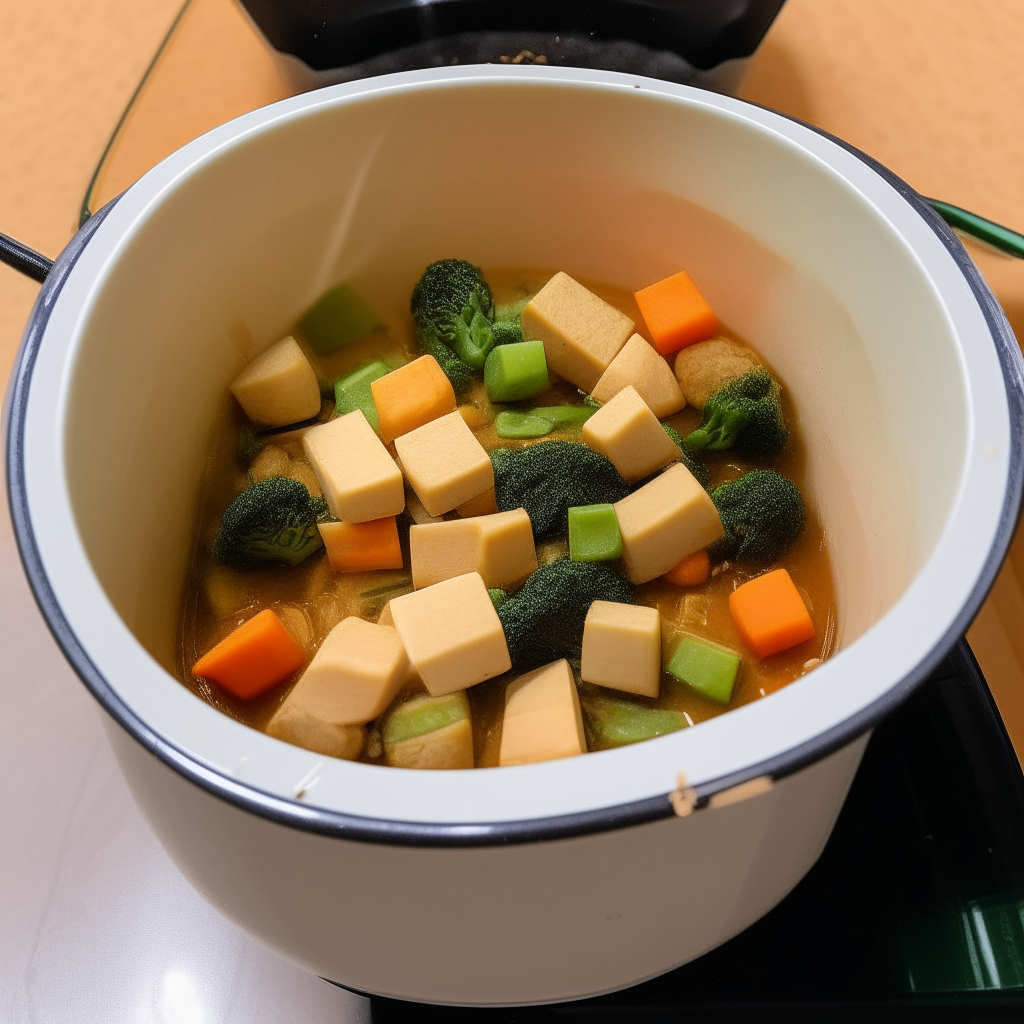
[372,641,1024,1022]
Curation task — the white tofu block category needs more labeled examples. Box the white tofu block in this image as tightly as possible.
[389,572,511,696]
[521,272,634,392]
[383,692,474,769]
[592,334,686,418]
[229,336,322,427]
[271,617,410,727]
[581,601,662,698]
[394,410,494,517]
[304,410,405,523]
[410,509,537,590]
[613,463,724,584]
[499,659,587,766]
[266,707,365,761]
[582,385,680,483]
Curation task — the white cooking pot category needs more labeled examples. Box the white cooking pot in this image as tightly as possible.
[6,66,1022,1005]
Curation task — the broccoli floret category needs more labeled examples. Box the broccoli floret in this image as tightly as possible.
[662,423,711,490]
[498,559,635,669]
[491,319,523,346]
[684,367,788,458]
[709,469,806,564]
[411,260,497,385]
[213,476,329,568]
[491,441,630,539]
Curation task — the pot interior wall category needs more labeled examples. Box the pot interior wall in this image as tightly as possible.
[62,79,966,677]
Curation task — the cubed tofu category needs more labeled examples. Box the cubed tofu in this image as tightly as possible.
[266,706,365,760]
[273,616,410,727]
[371,355,457,444]
[591,334,686,418]
[389,572,511,696]
[581,601,662,698]
[303,410,404,523]
[521,272,634,391]
[410,509,537,590]
[499,659,587,766]
[229,336,321,427]
[457,486,498,518]
[582,386,680,483]
[383,692,474,769]
[395,410,494,517]
[613,463,724,583]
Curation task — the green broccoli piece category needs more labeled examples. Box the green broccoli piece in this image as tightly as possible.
[498,559,635,669]
[236,425,263,466]
[213,476,329,568]
[488,588,508,612]
[684,367,788,458]
[491,441,630,539]
[411,260,497,380]
[492,320,523,346]
[709,469,806,564]
[662,423,711,490]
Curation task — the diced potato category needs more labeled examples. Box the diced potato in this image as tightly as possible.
[394,410,494,517]
[229,336,321,427]
[613,463,725,584]
[389,572,511,696]
[673,336,760,409]
[266,706,365,760]
[499,659,587,766]
[582,386,680,483]
[383,692,474,769]
[410,509,537,590]
[521,272,634,391]
[249,444,290,483]
[274,616,410,726]
[591,334,685,418]
[581,601,661,698]
[303,410,404,523]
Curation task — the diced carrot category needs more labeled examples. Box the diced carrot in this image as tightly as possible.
[371,355,457,444]
[320,517,404,572]
[729,568,815,658]
[663,549,711,587]
[192,609,304,699]
[634,271,718,356]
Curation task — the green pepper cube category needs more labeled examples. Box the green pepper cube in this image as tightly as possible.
[667,635,741,704]
[382,692,474,770]
[299,283,380,355]
[583,694,688,749]
[494,410,555,439]
[568,504,622,562]
[484,340,549,402]
[334,359,390,432]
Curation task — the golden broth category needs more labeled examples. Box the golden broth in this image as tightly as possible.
[178,270,837,766]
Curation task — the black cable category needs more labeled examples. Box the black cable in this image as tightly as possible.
[0,232,53,283]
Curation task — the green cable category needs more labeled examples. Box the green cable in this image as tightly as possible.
[927,198,1024,260]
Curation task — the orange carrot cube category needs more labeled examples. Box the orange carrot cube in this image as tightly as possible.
[319,517,404,572]
[729,568,815,657]
[371,355,457,443]
[663,549,711,587]
[192,609,305,699]
[635,271,718,356]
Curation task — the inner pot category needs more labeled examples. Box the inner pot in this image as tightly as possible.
[8,67,1021,1004]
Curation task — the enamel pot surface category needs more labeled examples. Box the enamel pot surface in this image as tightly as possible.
[6,67,1023,1004]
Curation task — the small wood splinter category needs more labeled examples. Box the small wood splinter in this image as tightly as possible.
[669,771,698,817]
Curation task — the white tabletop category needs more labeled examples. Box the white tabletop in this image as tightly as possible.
[0,505,370,1024]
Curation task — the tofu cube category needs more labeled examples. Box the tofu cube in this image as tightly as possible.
[521,272,634,391]
[410,509,537,590]
[303,410,405,523]
[395,410,494,517]
[583,385,681,483]
[370,355,457,444]
[581,601,662,698]
[456,486,498,518]
[229,336,321,427]
[499,659,587,766]
[271,616,410,727]
[383,692,474,769]
[592,334,686,418]
[266,708,365,760]
[613,463,724,583]
[389,572,511,696]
